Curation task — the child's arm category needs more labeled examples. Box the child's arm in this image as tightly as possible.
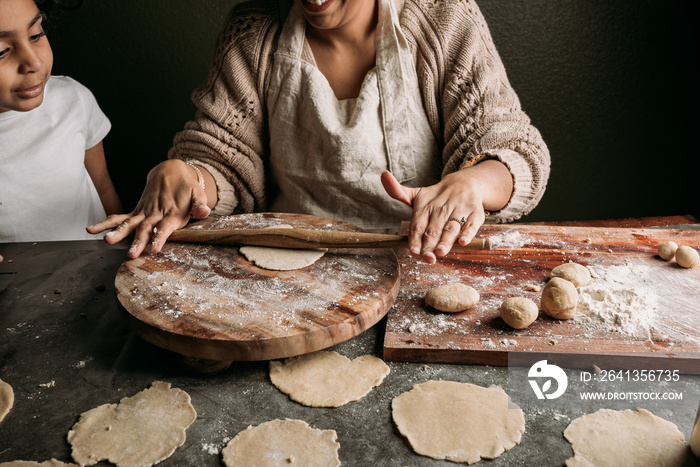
[85,142,123,215]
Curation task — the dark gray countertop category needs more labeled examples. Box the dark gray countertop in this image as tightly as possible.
[1,239,698,466]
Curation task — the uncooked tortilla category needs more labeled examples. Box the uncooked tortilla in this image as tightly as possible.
[392,380,524,464]
[238,223,327,271]
[0,378,13,423]
[0,461,78,466]
[269,351,390,407]
[239,246,326,271]
[222,419,340,467]
[564,408,689,467]
[67,381,196,467]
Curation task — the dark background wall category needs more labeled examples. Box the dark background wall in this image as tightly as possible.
[46,0,696,222]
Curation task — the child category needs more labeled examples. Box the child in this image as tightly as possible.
[0,0,121,242]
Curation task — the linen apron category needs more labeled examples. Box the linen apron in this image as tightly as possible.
[267,0,441,230]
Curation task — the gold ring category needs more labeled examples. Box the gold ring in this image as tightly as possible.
[447,217,467,226]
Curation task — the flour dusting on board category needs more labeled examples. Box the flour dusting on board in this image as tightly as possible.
[125,239,396,335]
[487,230,527,249]
[575,262,658,337]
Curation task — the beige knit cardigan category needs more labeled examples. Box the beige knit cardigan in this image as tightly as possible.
[168,0,550,223]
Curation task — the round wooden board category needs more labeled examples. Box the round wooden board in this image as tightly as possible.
[116,213,400,362]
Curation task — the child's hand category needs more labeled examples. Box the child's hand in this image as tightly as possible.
[87,160,212,258]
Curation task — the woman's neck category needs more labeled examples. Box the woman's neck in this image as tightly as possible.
[302,0,379,98]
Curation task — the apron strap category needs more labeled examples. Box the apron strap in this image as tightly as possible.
[278,3,306,58]
[375,0,417,182]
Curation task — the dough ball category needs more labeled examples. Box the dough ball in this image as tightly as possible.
[550,263,591,287]
[499,297,539,329]
[269,351,390,407]
[541,277,578,320]
[675,245,699,269]
[222,419,340,467]
[425,283,479,313]
[657,241,678,261]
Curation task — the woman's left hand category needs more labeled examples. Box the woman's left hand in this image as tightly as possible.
[381,159,512,263]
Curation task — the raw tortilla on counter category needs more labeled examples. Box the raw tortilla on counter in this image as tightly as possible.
[238,224,327,270]
[222,419,340,467]
[269,351,390,407]
[0,378,13,423]
[392,380,524,464]
[67,381,196,467]
[564,408,690,466]
[0,461,78,466]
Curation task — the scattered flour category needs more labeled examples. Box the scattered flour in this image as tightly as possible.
[402,312,460,336]
[480,338,496,349]
[499,338,517,347]
[72,359,92,369]
[488,231,527,249]
[202,443,219,455]
[575,263,658,336]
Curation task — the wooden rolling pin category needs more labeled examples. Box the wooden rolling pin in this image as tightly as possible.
[168,228,491,251]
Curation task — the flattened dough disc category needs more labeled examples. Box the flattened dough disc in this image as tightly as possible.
[0,378,13,423]
[116,213,400,362]
[222,419,340,467]
[67,381,195,467]
[564,408,690,467]
[269,351,390,407]
[392,380,524,464]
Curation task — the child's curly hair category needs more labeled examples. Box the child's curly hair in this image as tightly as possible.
[35,0,83,17]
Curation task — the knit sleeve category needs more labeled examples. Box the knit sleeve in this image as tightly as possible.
[405,0,551,223]
[168,2,282,215]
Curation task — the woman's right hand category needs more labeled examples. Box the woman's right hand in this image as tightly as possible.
[87,159,212,258]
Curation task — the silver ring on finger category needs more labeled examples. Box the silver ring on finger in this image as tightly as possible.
[447,217,467,227]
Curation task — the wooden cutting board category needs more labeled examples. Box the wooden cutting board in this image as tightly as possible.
[116,213,400,364]
[383,224,700,373]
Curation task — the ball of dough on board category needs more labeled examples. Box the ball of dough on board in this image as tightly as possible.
[550,263,591,287]
[541,277,578,320]
[657,241,678,261]
[675,245,699,268]
[499,297,539,329]
[425,283,479,313]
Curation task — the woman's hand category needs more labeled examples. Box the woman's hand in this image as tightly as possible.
[381,159,513,263]
[86,159,213,258]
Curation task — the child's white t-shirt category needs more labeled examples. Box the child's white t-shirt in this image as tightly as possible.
[0,75,111,243]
